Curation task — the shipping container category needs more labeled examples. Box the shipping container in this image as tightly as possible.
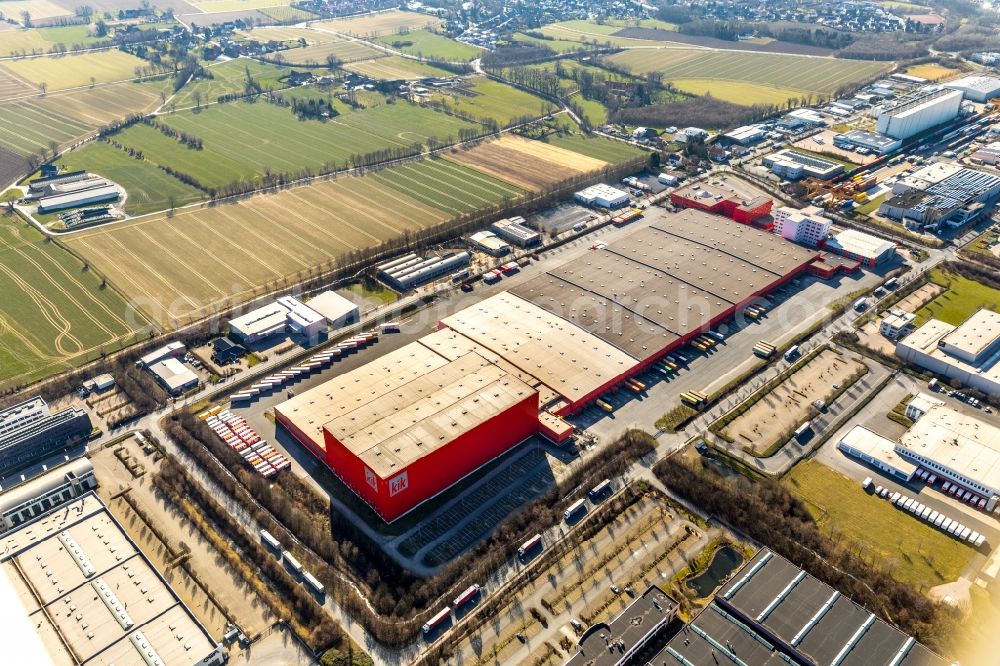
[261,529,281,551]
[423,607,451,634]
[303,572,325,595]
[453,584,480,608]
[564,498,587,521]
[518,534,542,557]
[589,479,611,500]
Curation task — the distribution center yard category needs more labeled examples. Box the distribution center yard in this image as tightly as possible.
[443,134,609,191]
[786,460,974,590]
[313,9,442,36]
[0,216,148,388]
[721,348,866,453]
[606,49,890,99]
[64,167,463,328]
[0,50,152,91]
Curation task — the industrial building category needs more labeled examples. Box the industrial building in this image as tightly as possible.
[875,87,964,140]
[0,398,92,479]
[229,297,326,344]
[139,341,185,367]
[0,458,95,533]
[721,125,765,146]
[276,295,326,340]
[771,205,831,246]
[306,290,360,329]
[0,493,225,666]
[943,75,1000,102]
[491,216,539,247]
[669,182,773,224]
[824,229,896,267]
[377,251,471,291]
[37,184,119,214]
[880,310,916,339]
[148,357,199,395]
[657,548,949,665]
[468,230,511,257]
[763,149,844,180]
[840,402,1000,510]
[276,342,540,521]
[565,585,677,666]
[833,129,902,154]
[27,170,89,197]
[276,211,825,520]
[970,140,1000,166]
[896,308,1000,397]
[880,163,1000,228]
[229,302,293,345]
[574,184,630,209]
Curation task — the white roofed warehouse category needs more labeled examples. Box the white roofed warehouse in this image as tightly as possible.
[574,184,630,209]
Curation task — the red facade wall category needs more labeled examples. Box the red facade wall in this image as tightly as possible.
[670,193,773,225]
[322,391,540,522]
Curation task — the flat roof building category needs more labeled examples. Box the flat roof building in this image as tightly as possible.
[669,181,773,225]
[276,295,326,341]
[0,493,224,666]
[138,341,184,367]
[229,302,290,345]
[148,358,199,395]
[0,458,96,533]
[36,184,119,213]
[896,309,1000,398]
[565,585,677,666]
[306,290,360,329]
[837,424,918,482]
[491,217,540,247]
[833,129,902,154]
[658,548,949,665]
[275,342,539,521]
[876,87,964,140]
[469,230,511,257]
[0,398,92,480]
[378,252,471,291]
[722,124,765,145]
[944,75,1000,102]
[825,229,896,267]
[880,310,916,339]
[772,205,831,247]
[763,149,844,180]
[574,184,629,209]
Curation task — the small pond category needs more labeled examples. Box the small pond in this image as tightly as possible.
[686,545,744,598]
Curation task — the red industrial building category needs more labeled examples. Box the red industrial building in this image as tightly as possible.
[275,345,541,522]
[670,183,773,225]
[275,210,832,522]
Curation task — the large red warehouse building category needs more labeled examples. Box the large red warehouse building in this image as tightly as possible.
[670,182,773,225]
[275,209,825,522]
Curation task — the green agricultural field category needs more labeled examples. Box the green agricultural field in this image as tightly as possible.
[375,29,482,61]
[279,38,384,65]
[372,158,526,216]
[915,268,1000,326]
[169,59,291,110]
[0,80,164,157]
[149,100,479,183]
[343,56,453,80]
[57,134,213,215]
[0,25,105,57]
[260,5,315,21]
[0,214,149,389]
[607,49,890,98]
[441,78,553,125]
[543,133,648,163]
[786,460,974,589]
[537,20,675,48]
[569,93,608,125]
[0,50,152,92]
[64,167,457,328]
